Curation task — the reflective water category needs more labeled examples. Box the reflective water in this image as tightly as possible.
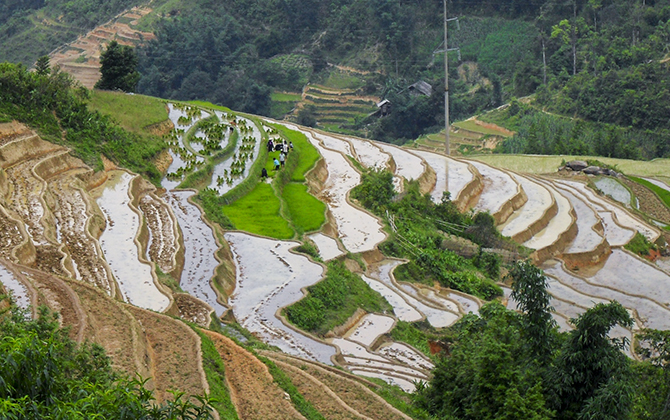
[467,160,518,216]
[344,313,395,347]
[164,191,226,316]
[360,274,423,322]
[523,180,573,250]
[303,130,386,253]
[412,150,473,203]
[0,264,30,310]
[554,185,603,253]
[375,143,425,181]
[500,174,553,238]
[594,177,632,207]
[345,136,390,169]
[307,233,344,261]
[97,172,170,312]
[226,232,337,364]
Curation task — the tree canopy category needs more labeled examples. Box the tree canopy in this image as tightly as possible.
[96,40,140,92]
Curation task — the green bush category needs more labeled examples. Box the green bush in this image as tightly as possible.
[286,261,391,335]
[0,307,213,419]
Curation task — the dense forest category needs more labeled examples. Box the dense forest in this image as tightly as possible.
[135,0,670,155]
[1,0,669,156]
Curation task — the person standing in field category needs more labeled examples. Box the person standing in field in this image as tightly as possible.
[273,158,280,171]
[279,152,285,167]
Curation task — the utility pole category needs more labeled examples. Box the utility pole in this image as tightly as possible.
[444,0,450,158]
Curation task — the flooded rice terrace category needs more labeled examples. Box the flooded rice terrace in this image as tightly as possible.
[96,172,170,312]
[225,232,336,364]
[163,191,226,316]
[0,264,30,310]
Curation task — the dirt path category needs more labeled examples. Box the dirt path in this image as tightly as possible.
[203,330,307,420]
[621,178,670,223]
[139,194,179,274]
[127,306,208,402]
[47,173,115,294]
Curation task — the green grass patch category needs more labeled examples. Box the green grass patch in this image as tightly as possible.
[366,378,434,420]
[269,101,296,119]
[452,119,512,137]
[274,125,320,182]
[629,176,670,210]
[322,72,364,90]
[285,261,392,336]
[271,92,302,102]
[221,182,294,239]
[389,321,438,358]
[193,329,240,420]
[624,232,658,257]
[186,100,233,113]
[282,183,326,233]
[88,90,168,135]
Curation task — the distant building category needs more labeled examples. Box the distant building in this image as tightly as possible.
[409,80,433,97]
[376,99,391,116]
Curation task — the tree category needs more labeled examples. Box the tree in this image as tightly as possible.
[95,41,140,92]
[415,303,554,420]
[509,261,556,363]
[550,302,634,420]
[34,55,50,76]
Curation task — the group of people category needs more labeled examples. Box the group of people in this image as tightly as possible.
[261,138,294,178]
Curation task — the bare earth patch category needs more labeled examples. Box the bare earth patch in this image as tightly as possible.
[203,330,307,420]
[67,280,150,378]
[266,352,411,420]
[127,306,207,402]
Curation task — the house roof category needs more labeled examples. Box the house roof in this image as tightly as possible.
[409,80,433,96]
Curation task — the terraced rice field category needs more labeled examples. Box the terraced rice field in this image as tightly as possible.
[95,171,170,312]
[3,99,670,418]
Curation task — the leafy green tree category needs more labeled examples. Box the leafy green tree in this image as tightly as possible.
[550,302,634,420]
[95,40,140,92]
[634,329,670,419]
[415,303,553,420]
[509,260,556,363]
[350,168,395,213]
[34,55,50,76]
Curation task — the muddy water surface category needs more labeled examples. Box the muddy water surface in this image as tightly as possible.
[97,172,170,312]
[345,136,389,169]
[307,233,343,261]
[164,191,226,316]
[304,130,385,253]
[523,180,573,250]
[467,160,518,216]
[543,260,670,330]
[500,175,552,238]
[0,265,30,309]
[345,313,395,347]
[360,274,422,322]
[413,150,472,203]
[225,232,336,364]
